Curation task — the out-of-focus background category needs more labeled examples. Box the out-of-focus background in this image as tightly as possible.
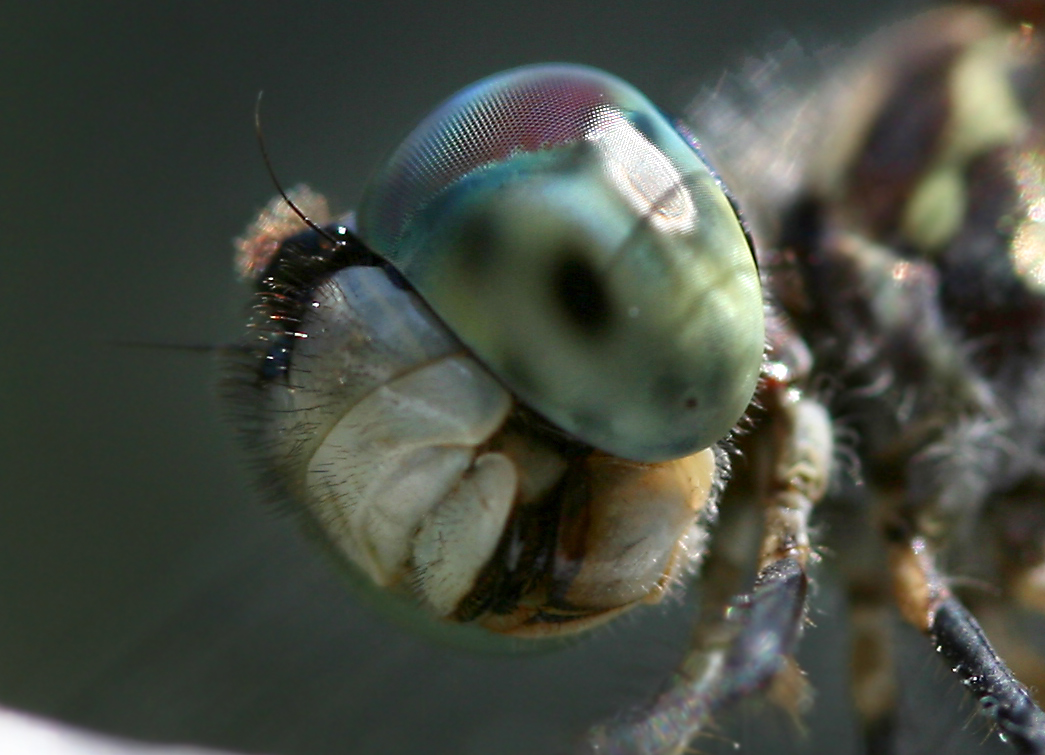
[5,2,1014,754]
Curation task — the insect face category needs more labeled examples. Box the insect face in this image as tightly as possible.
[228,65,762,645]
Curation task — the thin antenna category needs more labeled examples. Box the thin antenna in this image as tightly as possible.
[254,91,343,247]
[111,340,217,352]
[105,339,249,362]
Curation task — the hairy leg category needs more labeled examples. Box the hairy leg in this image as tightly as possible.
[887,531,1045,754]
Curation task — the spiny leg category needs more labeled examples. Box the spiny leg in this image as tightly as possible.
[581,377,832,755]
[888,476,1045,752]
[964,492,1045,707]
[969,600,1045,708]
[934,598,1045,755]
[887,531,1045,754]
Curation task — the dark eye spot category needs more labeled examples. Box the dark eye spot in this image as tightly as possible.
[551,250,612,336]
[684,397,698,410]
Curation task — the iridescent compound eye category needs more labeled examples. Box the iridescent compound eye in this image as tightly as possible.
[358,64,764,462]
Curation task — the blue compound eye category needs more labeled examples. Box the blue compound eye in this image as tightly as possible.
[358,64,764,461]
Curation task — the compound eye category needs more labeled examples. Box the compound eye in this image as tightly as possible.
[358,64,764,461]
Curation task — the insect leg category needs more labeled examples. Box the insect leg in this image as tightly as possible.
[888,532,1045,755]
[581,379,832,755]
[971,601,1045,708]
[964,497,1045,708]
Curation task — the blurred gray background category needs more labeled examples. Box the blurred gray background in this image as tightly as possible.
[5,2,1013,755]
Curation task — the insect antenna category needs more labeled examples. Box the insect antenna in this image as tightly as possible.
[109,340,220,353]
[107,339,248,359]
[254,91,344,250]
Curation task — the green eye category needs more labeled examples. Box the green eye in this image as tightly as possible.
[359,64,764,461]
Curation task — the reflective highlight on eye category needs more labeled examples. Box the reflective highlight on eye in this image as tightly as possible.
[584,105,698,235]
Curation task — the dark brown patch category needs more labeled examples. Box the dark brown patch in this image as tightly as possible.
[551,250,613,336]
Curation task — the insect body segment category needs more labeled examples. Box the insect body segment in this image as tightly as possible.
[358,65,764,462]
